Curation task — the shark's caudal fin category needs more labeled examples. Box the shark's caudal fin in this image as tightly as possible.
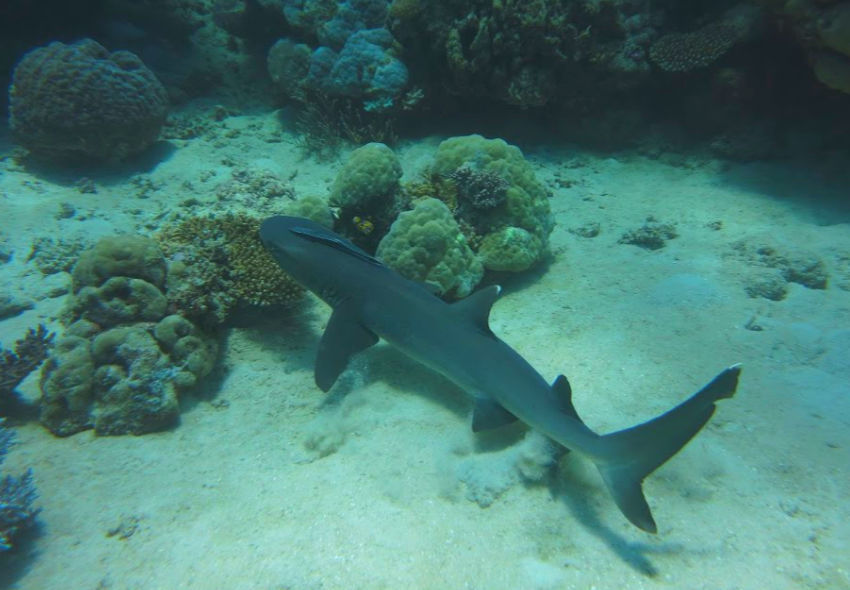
[591,365,742,533]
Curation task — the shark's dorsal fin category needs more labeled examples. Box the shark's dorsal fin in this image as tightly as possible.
[315,304,379,392]
[290,225,382,266]
[451,285,501,334]
[472,397,518,432]
[551,375,579,419]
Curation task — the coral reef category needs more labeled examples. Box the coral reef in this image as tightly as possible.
[329,142,404,249]
[158,213,305,325]
[39,236,218,436]
[376,198,484,298]
[755,0,850,95]
[304,28,409,112]
[0,326,54,417]
[388,0,663,108]
[9,39,168,162]
[428,135,554,272]
[284,194,336,228]
[649,22,741,73]
[0,420,39,551]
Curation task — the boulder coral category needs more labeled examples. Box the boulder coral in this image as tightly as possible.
[329,142,404,248]
[429,135,553,272]
[9,39,168,162]
[40,236,218,437]
[376,198,484,298]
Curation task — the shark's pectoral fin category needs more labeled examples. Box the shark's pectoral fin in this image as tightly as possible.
[315,306,378,392]
[452,285,501,335]
[471,397,518,432]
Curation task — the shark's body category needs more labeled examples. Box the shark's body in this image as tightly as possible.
[260,215,741,532]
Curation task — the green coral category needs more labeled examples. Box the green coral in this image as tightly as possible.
[376,198,484,298]
[284,194,335,228]
[429,135,553,272]
[329,142,404,249]
[478,226,542,272]
[71,235,166,291]
[39,236,219,437]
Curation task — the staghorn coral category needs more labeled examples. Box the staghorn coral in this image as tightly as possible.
[0,325,54,417]
[9,39,168,162]
[0,420,39,551]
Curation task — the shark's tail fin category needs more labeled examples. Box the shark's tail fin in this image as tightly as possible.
[591,365,741,533]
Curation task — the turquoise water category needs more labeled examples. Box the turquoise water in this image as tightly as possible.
[1,3,849,589]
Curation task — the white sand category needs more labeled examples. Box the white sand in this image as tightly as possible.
[1,110,848,589]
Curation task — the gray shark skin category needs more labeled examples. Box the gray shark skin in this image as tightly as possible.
[260,215,741,533]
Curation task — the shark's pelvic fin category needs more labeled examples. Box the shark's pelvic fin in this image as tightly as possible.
[472,397,518,431]
[451,285,501,334]
[315,305,378,392]
[551,375,579,419]
[593,364,742,533]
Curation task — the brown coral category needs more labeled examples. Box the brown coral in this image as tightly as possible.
[157,214,303,325]
[649,22,740,72]
[9,39,168,162]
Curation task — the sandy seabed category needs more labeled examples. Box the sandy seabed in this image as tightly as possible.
[1,109,848,590]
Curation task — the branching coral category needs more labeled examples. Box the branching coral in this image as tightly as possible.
[0,420,39,551]
[1,325,54,416]
[158,213,304,325]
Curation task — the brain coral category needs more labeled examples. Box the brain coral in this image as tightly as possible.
[376,198,484,298]
[9,39,168,162]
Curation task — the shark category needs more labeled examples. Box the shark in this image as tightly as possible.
[260,215,741,533]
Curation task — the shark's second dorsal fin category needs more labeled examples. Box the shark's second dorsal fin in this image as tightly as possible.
[451,285,501,334]
[315,304,379,392]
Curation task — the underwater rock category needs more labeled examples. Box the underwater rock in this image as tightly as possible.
[8,39,168,162]
[618,220,678,250]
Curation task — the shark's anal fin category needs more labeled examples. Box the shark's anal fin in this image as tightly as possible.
[472,397,518,432]
[452,285,501,335]
[315,306,378,392]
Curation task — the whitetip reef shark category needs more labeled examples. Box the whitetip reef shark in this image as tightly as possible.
[260,215,741,533]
